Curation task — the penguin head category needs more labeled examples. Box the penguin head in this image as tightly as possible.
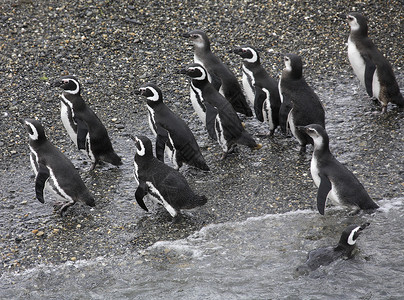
[182,29,210,50]
[53,75,81,95]
[298,124,329,148]
[180,63,208,81]
[336,223,369,251]
[346,12,368,35]
[21,118,47,143]
[136,83,163,103]
[232,46,259,64]
[133,135,153,158]
[283,54,302,79]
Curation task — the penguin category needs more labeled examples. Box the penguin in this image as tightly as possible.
[296,223,370,274]
[132,135,207,218]
[344,12,404,113]
[232,46,281,135]
[298,124,379,215]
[53,75,122,170]
[182,29,253,117]
[279,54,325,153]
[21,118,95,215]
[180,63,262,158]
[135,83,209,171]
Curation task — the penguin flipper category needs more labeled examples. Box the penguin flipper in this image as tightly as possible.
[317,173,331,215]
[254,86,265,122]
[35,164,50,204]
[155,132,168,162]
[363,54,376,97]
[205,103,218,140]
[75,118,88,150]
[135,181,149,212]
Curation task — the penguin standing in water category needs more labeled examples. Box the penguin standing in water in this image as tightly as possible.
[232,46,281,136]
[279,54,325,153]
[296,223,370,274]
[180,63,262,158]
[344,12,404,112]
[132,135,207,219]
[298,124,379,215]
[136,83,209,171]
[182,30,253,117]
[21,119,95,215]
[53,75,122,170]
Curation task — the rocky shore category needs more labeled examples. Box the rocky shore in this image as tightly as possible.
[0,0,403,274]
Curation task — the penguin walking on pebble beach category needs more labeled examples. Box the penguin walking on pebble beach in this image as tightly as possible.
[53,75,122,170]
[132,135,207,219]
[136,83,209,171]
[232,46,281,136]
[180,63,262,158]
[298,124,379,215]
[21,118,95,215]
[182,30,253,117]
[279,54,325,153]
[344,12,404,112]
[296,223,369,274]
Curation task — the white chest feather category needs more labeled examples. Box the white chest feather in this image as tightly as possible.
[60,101,78,147]
[287,109,299,142]
[372,71,380,100]
[311,154,342,205]
[347,37,366,87]
[278,78,284,103]
[214,115,228,152]
[190,84,207,125]
[263,99,274,129]
[242,65,255,106]
[133,160,139,184]
[165,132,179,169]
[147,106,157,136]
[145,181,177,217]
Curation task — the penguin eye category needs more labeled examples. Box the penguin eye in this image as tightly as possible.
[348,16,354,21]
[191,34,198,39]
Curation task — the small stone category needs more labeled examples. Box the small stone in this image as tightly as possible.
[36,231,44,237]
[71,257,77,262]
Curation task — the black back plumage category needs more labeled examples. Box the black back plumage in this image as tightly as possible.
[180,63,261,155]
[279,54,325,151]
[300,124,379,215]
[22,119,95,214]
[233,46,281,133]
[296,223,369,273]
[137,83,209,171]
[345,12,404,111]
[183,30,253,117]
[133,135,207,217]
[54,75,122,169]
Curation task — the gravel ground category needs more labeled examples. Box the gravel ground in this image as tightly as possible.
[0,0,403,274]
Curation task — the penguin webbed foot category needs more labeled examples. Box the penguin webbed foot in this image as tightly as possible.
[221,145,238,159]
[54,201,74,216]
[348,207,361,216]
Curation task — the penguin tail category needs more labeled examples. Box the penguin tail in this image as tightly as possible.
[391,92,404,108]
[82,192,96,207]
[237,130,262,150]
[102,151,123,167]
[194,195,208,207]
[227,91,253,117]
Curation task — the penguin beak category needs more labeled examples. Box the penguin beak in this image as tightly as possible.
[296,125,308,133]
[51,80,63,88]
[134,89,141,95]
[338,13,347,20]
[231,48,242,55]
[359,223,370,231]
[181,32,190,38]
[178,68,188,75]
[18,118,25,125]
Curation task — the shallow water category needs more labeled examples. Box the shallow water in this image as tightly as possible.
[1,198,403,299]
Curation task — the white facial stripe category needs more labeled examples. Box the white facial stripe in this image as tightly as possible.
[263,88,270,99]
[244,47,258,63]
[144,86,160,101]
[284,58,292,72]
[306,128,323,147]
[136,138,146,156]
[190,67,207,80]
[347,226,361,245]
[26,121,39,140]
[348,16,360,31]
[63,78,80,94]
